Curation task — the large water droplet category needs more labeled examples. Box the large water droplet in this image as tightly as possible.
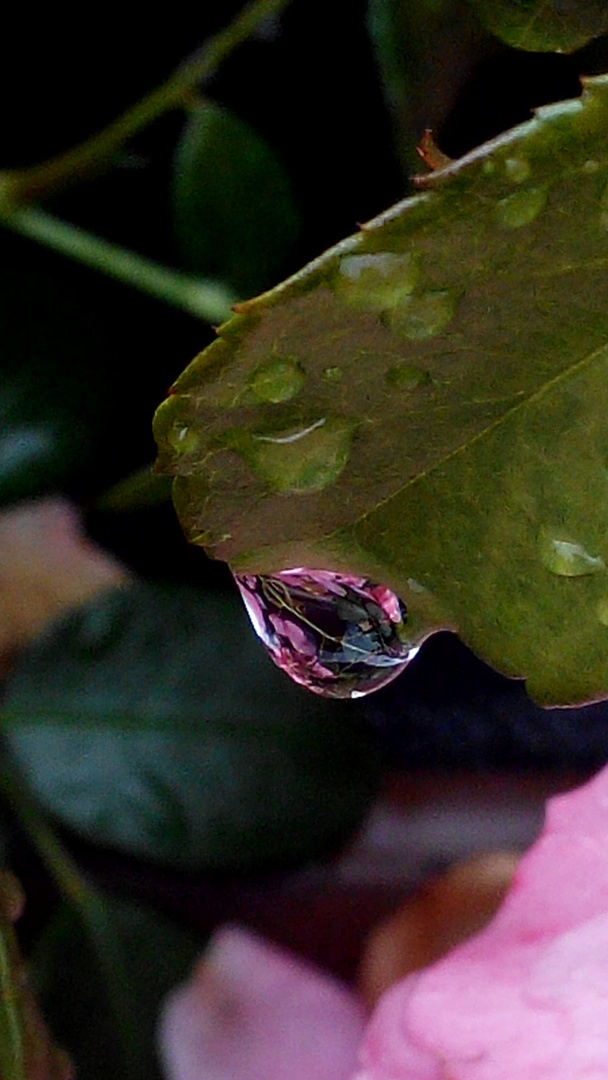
[495,186,547,229]
[539,528,605,577]
[335,252,420,310]
[249,357,305,403]
[384,290,457,340]
[235,568,418,698]
[223,416,356,493]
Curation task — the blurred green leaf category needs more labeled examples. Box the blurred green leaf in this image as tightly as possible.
[34,895,200,1080]
[1,584,382,870]
[172,101,301,299]
[91,466,173,512]
[0,922,23,1080]
[155,75,608,707]
[0,236,184,507]
[465,0,608,52]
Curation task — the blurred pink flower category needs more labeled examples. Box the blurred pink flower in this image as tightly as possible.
[158,925,366,1080]
[354,763,608,1080]
[0,497,128,672]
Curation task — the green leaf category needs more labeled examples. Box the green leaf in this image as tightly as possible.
[172,101,301,299]
[465,0,608,52]
[1,584,381,870]
[0,922,24,1080]
[155,75,608,707]
[34,895,200,1080]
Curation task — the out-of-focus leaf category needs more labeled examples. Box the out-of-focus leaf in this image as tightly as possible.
[91,467,172,512]
[1,584,382,870]
[465,0,608,52]
[0,233,199,508]
[0,872,71,1080]
[0,919,23,1080]
[172,101,301,299]
[367,0,488,173]
[155,75,608,707]
[34,895,200,1080]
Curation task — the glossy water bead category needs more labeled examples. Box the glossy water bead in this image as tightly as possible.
[234,568,418,699]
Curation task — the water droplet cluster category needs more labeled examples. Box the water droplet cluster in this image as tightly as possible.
[235,568,417,698]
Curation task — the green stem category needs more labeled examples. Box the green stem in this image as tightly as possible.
[0,926,24,1080]
[90,465,173,512]
[2,206,236,321]
[0,759,140,1080]
[0,0,292,205]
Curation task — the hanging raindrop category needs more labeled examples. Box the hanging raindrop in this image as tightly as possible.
[234,568,418,698]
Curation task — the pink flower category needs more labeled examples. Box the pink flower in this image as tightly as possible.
[158,925,366,1080]
[354,763,608,1080]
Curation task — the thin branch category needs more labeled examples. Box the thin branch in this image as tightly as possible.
[0,0,292,205]
[2,206,236,322]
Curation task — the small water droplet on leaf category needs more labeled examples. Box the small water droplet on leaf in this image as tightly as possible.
[539,528,605,577]
[322,366,342,382]
[248,357,305,403]
[335,253,420,311]
[385,363,431,391]
[496,186,547,229]
[167,423,199,455]
[223,416,356,494]
[385,290,457,340]
[234,568,418,698]
[504,156,531,184]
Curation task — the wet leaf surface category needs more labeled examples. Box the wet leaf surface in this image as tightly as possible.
[155,75,608,706]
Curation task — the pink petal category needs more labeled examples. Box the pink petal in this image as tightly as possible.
[158,925,366,1080]
[0,497,128,669]
[354,764,608,1080]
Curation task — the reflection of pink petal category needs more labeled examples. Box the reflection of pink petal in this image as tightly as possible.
[354,764,608,1080]
[273,646,334,685]
[280,569,350,597]
[158,925,366,1080]
[368,586,402,624]
[269,614,316,656]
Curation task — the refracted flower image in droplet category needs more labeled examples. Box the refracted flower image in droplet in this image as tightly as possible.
[234,568,418,699]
